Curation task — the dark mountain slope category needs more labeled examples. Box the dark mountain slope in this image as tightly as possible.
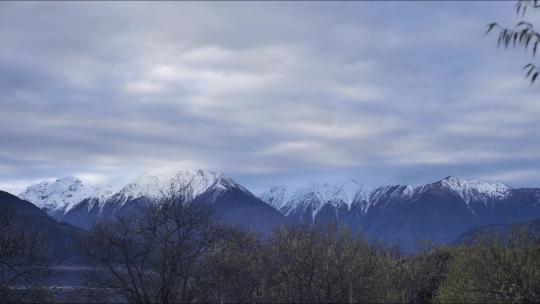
[0,191,84,263]
[202,186,287,234]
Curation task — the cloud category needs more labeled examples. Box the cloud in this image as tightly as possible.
[0,1,539,193]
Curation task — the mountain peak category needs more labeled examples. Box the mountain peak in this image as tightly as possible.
[438,175,467,190]
[17,169,248,216]
[115,169,244,203]
[433,176,511,203]
[19,177,97,213]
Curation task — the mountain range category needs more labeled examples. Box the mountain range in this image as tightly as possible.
[260,175,540,249]
[13,170,540,250]
[19,170,285,233]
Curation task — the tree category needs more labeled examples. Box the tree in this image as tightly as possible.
[79,187,217,303]
[264,226,333,303]
[436,228,540,303]
[263,225,389,303]
[409,247,452,303]
[487,0,540,83]
[340,234,389,303]
[0,207,52,302]
[202,226,267,303]
[366,243,453,304]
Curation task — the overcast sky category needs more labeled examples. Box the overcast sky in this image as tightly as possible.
[1,1,539,194]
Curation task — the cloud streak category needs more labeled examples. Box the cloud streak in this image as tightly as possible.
[0,1,539,193]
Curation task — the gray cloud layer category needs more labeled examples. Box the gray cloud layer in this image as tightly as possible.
[1,2,539,193]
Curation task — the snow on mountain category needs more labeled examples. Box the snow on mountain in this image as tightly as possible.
[368,176,512,210]
[19,172,514,223]
[260,185,289,211]
[260,179,373,218]
[427,176,511,204]
[19,177,114,214]
[450,176,509,200]
[263,176,514,218]
[18,170,248,217]
[369,185,415,207]
[112,169,247,205]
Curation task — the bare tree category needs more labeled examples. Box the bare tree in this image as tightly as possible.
[0,207,52,302]
[202,225,267,303]
[80,185,216,303]
[265,225,372,303]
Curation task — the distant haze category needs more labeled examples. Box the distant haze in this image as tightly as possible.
[0,2,539,194]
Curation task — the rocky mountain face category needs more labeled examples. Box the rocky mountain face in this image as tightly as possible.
[19,170,285,234]
[260,176,540,250]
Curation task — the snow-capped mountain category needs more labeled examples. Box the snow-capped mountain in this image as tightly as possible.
[415,175,511,204]
[15,173,540,251]
[260,175,514,223]
[19,170,285,233]
[369,176,512,209]
[364,176,540,250]
[260,175,540,250]
[18,177,116,217]
[260,179,373,221]
[110,170,247,206]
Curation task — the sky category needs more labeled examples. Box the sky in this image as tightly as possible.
[1,1,539,194]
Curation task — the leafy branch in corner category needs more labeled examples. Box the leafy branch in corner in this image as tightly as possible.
[486,0,540,84]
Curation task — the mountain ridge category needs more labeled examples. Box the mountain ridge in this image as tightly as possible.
[15,172,540,250]
[18,169,285,233]
[259,175,540,250]
[259,175,520,221]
